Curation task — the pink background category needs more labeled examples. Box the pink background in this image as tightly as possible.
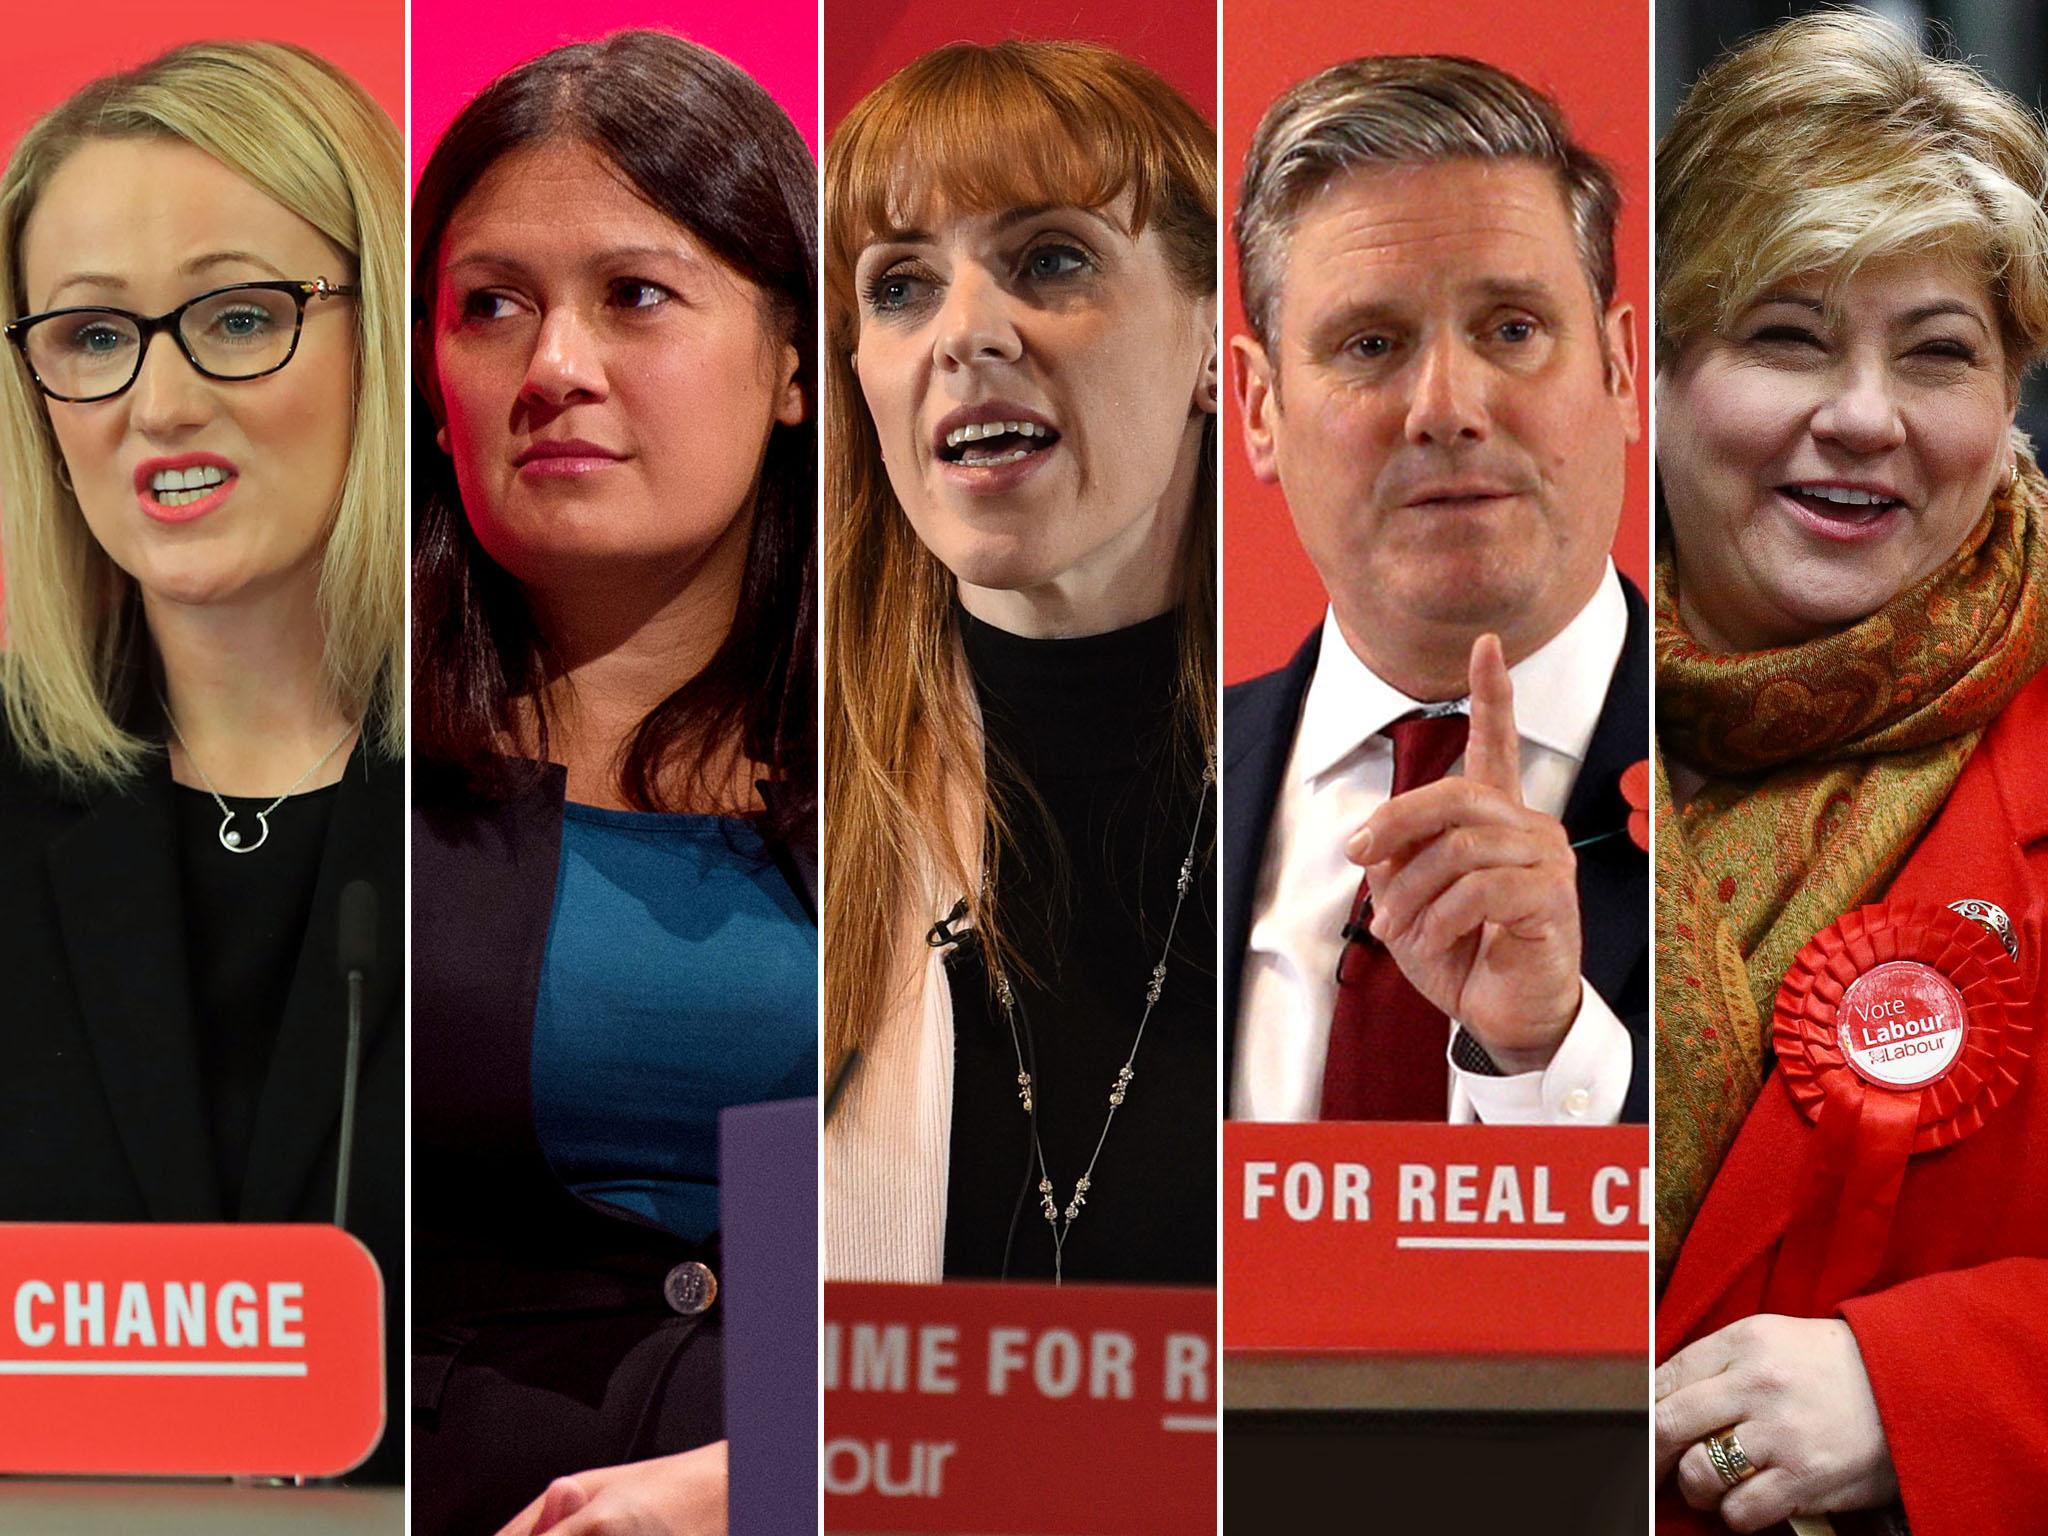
[412,0,820,178]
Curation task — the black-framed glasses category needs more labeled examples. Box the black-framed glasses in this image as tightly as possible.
[4,278,357,403]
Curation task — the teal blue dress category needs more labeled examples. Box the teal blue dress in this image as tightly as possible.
[530,805,817,1242]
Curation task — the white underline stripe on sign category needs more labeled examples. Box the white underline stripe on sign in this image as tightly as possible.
[1395,1236,1650,1252]
[0,1360,308,1376]
[1161,1415,1217,1432]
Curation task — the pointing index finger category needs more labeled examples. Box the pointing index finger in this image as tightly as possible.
[1464,633,1522,805]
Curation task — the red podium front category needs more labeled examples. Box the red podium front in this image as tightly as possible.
[1225,1122,1648,1411]
[0,1223,386,1478]
[824,1279,1216,1534]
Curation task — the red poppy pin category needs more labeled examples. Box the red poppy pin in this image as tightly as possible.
[1619,759,1649,852]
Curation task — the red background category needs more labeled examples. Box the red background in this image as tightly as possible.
[823,0,1215,134]
[0,1,403,626]
[1220,0,1650,681]
[1,2,402,155]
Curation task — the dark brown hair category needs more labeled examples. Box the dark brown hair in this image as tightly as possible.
[411,30,816,840]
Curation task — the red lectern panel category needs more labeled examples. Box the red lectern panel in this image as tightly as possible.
[1226,1123,1649,1356]
[825,1280,1216,1534]
[0,1223,385,1478]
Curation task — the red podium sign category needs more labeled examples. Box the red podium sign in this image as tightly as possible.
[825,1280,1215,1534]
[1226,1122,1648,1354]
[0,1224,385,1477]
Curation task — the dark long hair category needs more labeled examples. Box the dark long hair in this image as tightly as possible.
[411,30,816,842]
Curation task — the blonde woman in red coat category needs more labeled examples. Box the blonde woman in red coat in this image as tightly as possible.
[1653,15,2048,1536]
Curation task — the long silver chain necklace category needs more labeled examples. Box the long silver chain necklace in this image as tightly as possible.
[163,702,357,856]
[996,758,1213,1284]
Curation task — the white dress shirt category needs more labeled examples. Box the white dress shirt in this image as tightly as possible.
[1232,564,1633,1124]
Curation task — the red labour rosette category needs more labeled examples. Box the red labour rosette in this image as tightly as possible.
[1763,901,2033,1314]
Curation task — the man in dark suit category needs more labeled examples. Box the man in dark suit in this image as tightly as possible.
[1223,55,1648,1124]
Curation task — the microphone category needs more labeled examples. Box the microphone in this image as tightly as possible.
[828,899,979,1124]
[926,897,977,959]
[338,879,377,978]
[824,1046,860,1124]
[333,880,377,1228]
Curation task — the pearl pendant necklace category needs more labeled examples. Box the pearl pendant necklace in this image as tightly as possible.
[164,703,358,855]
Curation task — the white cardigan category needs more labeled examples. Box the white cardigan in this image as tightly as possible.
[825,674,983,1282]
[823,942,956,1280]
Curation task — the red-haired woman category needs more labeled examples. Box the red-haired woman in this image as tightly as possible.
[822,42,1219,1286]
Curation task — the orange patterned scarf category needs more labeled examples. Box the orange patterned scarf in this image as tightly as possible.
[1655,464,2048,1283]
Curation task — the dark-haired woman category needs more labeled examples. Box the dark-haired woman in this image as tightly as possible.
[409,31,817,1536]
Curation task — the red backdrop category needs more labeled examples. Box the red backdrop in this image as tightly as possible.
[0,1,404,628]
[824,0,1215,133]
[2,2,402,154]
[1220,0,1650,681]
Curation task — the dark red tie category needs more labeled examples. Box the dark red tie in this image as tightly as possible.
[1319,710,1471,1121]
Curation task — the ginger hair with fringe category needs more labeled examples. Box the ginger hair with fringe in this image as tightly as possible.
[823,41,1218,1076]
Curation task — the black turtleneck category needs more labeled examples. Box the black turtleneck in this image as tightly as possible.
[943,608,1217,1285]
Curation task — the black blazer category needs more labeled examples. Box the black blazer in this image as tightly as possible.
[0,730,404,1481]
[1223,580,1650,1123]
[411,760,816,1536]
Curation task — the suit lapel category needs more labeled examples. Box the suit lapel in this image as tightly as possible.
[1225,588,1646,1104]
[1564,579,1649,1008]
[241,746,401,1221]
[46,768,222,1221]
[1222,629,1321,1092]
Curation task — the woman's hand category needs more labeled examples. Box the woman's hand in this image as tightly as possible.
[1656,1315,1898,1531]
[493,1441,728,1536]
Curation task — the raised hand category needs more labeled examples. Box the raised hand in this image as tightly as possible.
[1345,633,1581,1071]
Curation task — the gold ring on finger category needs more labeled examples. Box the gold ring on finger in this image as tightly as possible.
[1704,1429,1758,1488]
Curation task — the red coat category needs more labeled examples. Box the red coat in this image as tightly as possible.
[1658,670,2048,1536]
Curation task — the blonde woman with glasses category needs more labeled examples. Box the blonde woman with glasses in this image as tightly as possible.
[0,41,402,1480]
